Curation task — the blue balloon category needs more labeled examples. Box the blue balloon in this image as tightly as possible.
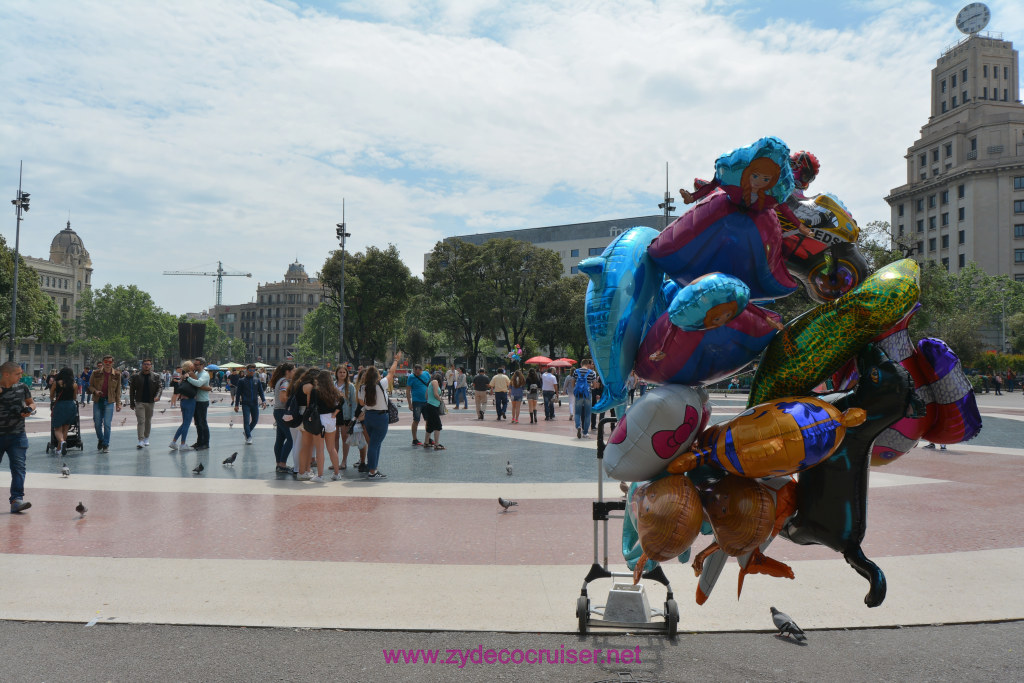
[581,227,663,413]
[667,273,750,331]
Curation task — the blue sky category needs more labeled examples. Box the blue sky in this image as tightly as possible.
[2,0,1022,314]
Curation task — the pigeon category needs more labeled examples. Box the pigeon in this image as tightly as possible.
[506,461,513,476]
[160,408,167,414]
[61,465,70,478]
[770,607,807,643]
[192,462,204,475]
[229,420,234,428]
[222,452,238,465]
[75,502,87,517]
[498,497,518,511]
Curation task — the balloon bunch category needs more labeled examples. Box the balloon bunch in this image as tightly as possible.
[506,344,523,363]
[584,136,982,608]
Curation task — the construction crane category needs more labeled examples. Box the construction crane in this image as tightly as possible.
[163,261,252,306]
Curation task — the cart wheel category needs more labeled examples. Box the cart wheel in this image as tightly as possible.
[576,596,590,634]
[45,443,52,454]
[665,599,679,638]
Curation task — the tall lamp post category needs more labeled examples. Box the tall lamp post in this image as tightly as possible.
[335,199,350,368]
[8,162,30,362]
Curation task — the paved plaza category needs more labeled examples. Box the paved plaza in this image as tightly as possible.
[1,388,1023,679]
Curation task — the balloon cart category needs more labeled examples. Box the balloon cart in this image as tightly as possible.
[576,417,680,636]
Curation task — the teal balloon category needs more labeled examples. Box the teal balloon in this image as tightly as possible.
[667,273,750,331]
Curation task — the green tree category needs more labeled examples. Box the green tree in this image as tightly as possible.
[317,244,414,365]
[534,273,589,358]
[71,284,176,363]
[293,303,338,366]
[478,239,564,351]
[422,239,497,371]
[0,234,62,347]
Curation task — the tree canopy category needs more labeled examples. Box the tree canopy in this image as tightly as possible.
[0,234,62,346]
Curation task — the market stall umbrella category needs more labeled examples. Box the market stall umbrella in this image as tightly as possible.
[556,358,577,365]
[548,359,574,368]
[524,356,554,365]
[253,362,273,368]
[219,362,244,369]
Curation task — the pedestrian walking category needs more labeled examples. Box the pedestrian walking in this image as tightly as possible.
[422,371,445,450]
[489,367,510,420]
[509,370,525,423]
[571,359,597,439]
[1,361,35,514]
[128,359,162,449]
[472,368,490,420]
[405,364,432,446]
[454,367,468,409]
[541,366,558,420]
[50,367,77,457]
[526,369,541,423]
[89,355,122,452]
[233,364,267,445]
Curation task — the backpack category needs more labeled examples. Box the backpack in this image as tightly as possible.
[282,390,303,428]
[302,393,324,436]
[573,369,592,398]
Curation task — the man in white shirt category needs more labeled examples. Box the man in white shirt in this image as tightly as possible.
[541,367,558,421]
[445,364,456,404]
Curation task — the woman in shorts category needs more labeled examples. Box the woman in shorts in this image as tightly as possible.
[49,367,78,456]
[525,369,541,424]
[422,371,445,450]
[509,370,525,424]
[315,370,343,480]
[335,365,357,470]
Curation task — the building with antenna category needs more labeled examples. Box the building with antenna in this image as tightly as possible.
[885,3,1024,281]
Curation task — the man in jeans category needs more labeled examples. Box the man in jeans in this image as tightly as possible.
[89,355,122,452]
[445,364,456,405]
[489,367,510,420]
[472,368,490,420]
[233,364,266,445]
[541,366,558,421]
[129,359,163,449]
[0,361,36,513]
[572,359,597,439]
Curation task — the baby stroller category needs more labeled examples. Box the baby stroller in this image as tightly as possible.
[46,409,84,455]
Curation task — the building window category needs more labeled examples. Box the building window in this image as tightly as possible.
[941,190,949,204]
[916,199,924,211]
[897,224,904,236]
[928,238,936,251]
[958,184,965,198]
[1016,225,1024,239]
[1015,177,1024,190]
[983,65,988,77]
[959,230,965,244]
[941,213,949,226]
[569,266,578,274]
[1017,275,1024,282]
[944,144,952,158]
[952,96,958,107]
[570,248,579,257]
[1015,200,1024,214]
[588,247,603,256]
[959,254,966,268]
[1016,250,1024,263]
[1005,89,1009,101]
[970,138,977,152]
[1005,67,1009,80]
[982,87,987,99]
[918,154,927,168]
[962,90,967,103]
[898,204,904,217]
[951,74,957,87]
[962,68,967,82]
[941,101,947,113]
[941,79,946,93]
[917,220,924,233]
[941,235,949,248]
[916,241,924,254]
[942,257,949,270]
[929,217,936,230]
[928,195,936,208]
[931,149,939,163]
[958,207,966,221]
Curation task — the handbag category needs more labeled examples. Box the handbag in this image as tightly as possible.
[381,383,400,424]
[439,401,448,416]
[351,422,367,449]
[282,391,302,428]
[178,381,198,399]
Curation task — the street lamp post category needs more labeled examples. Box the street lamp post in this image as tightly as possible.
[336,199,350,368]
[8,161,30,362]
[1000,285,1007,355]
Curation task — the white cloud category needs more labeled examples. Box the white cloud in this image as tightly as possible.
[0,0,1015,314]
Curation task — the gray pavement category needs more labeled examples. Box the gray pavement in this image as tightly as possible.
[1,619,1021,682]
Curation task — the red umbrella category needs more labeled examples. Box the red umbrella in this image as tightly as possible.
[556,357,577,365]
[548,359,574,368]
[524,356,553,365]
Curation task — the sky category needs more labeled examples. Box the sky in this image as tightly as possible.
[2,0,1023,315]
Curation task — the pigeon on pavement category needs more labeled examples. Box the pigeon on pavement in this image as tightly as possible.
[61,465,70,478]
[498,497,518,511]
[770,607,807,643]
[229,420,234,428]
[160,408,167,414]
[222,452,238,465]
[506,461,513,476]
[75,502,87,517]
[120,417,127,425]
[192,462,205,475]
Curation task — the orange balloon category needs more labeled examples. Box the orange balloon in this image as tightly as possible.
[631,475,704,563]
[700,476,776,556]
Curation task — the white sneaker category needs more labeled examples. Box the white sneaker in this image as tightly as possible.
[331,472,341,481]
[143,439,149,447]
[297,472,313,481]
[310,475,324,483]
[245,437,253,445]
[179,442,192,451]
[137,440,145,449]
[168,442,178,450]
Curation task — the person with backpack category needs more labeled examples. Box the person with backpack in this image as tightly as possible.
[405,364,433,446]
[525,369,541,423]
[572,359,597,439]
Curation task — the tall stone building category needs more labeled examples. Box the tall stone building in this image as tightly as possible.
[235,261,325,364]
[2,221,93,376]
[885,19,1024,281]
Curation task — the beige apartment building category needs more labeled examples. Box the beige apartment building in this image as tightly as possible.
[2,221,93,375]
[886,31,1024,281]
